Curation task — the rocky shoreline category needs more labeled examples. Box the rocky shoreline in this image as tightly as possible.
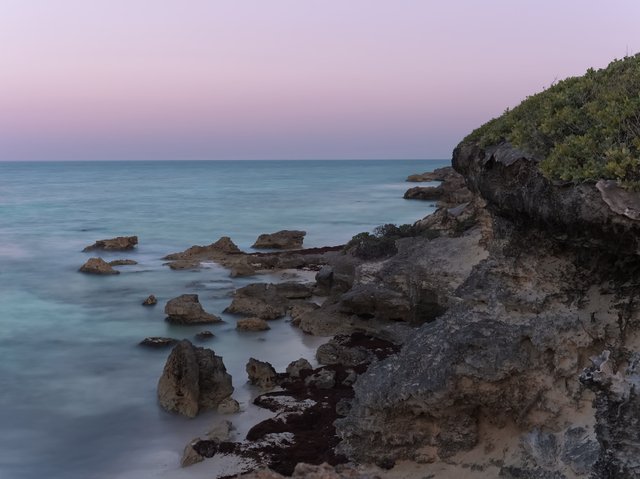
[76,151,640,478]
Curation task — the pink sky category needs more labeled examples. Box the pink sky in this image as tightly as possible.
[1,0,639,161]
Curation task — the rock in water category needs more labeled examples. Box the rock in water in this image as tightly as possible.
[82,235,138,252]
[165,294,221,324]
[142,294,157,306]
[246,358,278,389]
[78,257,120,275]
[139,337,177,348]
[157,340,233,417]
[237,318,270,331]
[252,230,306,250]
[108,259,138,266]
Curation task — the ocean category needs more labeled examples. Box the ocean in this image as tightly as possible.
[0,159,447,479]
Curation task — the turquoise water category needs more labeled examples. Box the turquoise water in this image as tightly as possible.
[0,159,447,479]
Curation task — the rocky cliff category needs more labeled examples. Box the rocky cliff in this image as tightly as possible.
[335,141,640,478]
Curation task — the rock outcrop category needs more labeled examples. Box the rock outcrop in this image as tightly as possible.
[252,230,306,250]
[165,294,221,324]
[332,142,640,477]
[79,257,119,275]
[83,236,138,251]
[225,282,313,320]
[157,340,233,417]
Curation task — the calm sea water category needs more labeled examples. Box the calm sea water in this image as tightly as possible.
[0,160,447,479]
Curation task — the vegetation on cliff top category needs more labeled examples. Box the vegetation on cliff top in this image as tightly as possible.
[463,54,640,189]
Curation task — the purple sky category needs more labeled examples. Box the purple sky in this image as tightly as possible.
[1,1,639,161]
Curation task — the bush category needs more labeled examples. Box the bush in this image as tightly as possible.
[462,54,640,189]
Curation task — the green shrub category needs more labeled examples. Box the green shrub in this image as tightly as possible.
[462,54,640,189]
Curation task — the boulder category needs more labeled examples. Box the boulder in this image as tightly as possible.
[237,318,271,331]
[142,294,157,306]
[252,230,306,250]
[83,236,138,252]
[79,257,119,275]
[304,369,336,389]
[195,330,215,340]
[139,337,177,348]
[157,340,233,417]
[286,358,313,378]
[246,358,278,389]
[217,397,240,414]
[165,294,221,324]
[224,283,289,320]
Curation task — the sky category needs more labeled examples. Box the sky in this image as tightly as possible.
[0,1,639,161]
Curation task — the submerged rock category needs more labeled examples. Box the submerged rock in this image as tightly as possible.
[237,318,270,331]
[157,340,233,417]
[79,257,119,275]
[139,337,177,348]
[108,259,138,266]
[252,230,306,250]
[165,294,221,324]
[83,235,138,252]
[195,330,215,340]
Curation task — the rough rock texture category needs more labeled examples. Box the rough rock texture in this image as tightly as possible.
[332,145,640,477]
[225,283,312,320]
[404,167,473,205]
[406,166,458,182]
[165,294,221,324]
[139,337,177,348]
[239,463,380,479]
[237,318,271,331]
[246,358,278,389]
[83,235,138,252]
[78,257,119,275]
[142,294,157,306]
[581,350,640,478]
[252,230,306,250]
[157,340,233,417]
[286,358,313,378]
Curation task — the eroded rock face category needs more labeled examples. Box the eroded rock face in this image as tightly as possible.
[83,236,138,252]
[333,144,640,476]
[157,340,233,417]
[79,257,119,275]
[581,351,640,478]
[246,358,278,389]
[165,294,221,324]
[286,358,313,378]
[452,142,640,253]
[252,230,306,250]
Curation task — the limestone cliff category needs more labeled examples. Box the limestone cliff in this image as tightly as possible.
[335,141,640,478]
